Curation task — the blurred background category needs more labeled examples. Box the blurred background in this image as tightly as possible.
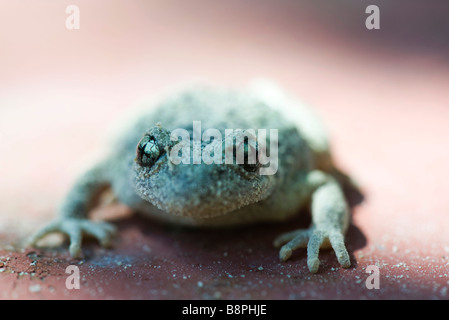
[1,0,449,299]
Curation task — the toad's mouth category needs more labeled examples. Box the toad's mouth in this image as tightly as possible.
[133,160,275,219]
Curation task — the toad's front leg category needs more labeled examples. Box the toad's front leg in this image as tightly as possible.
[274,171,350,273]
[28,162,117,258]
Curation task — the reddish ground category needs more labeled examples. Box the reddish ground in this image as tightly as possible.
[1,0,449,299]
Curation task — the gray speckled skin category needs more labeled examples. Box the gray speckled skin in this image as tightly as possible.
[30,80,352,273]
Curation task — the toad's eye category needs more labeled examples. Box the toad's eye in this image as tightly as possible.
[241,139,261,173]
[136,135,161,167]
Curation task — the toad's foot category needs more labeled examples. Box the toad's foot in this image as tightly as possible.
[28,218,117,258]
[273,227,350,273]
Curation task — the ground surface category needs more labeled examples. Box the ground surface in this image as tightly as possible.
[1,0,449,299]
